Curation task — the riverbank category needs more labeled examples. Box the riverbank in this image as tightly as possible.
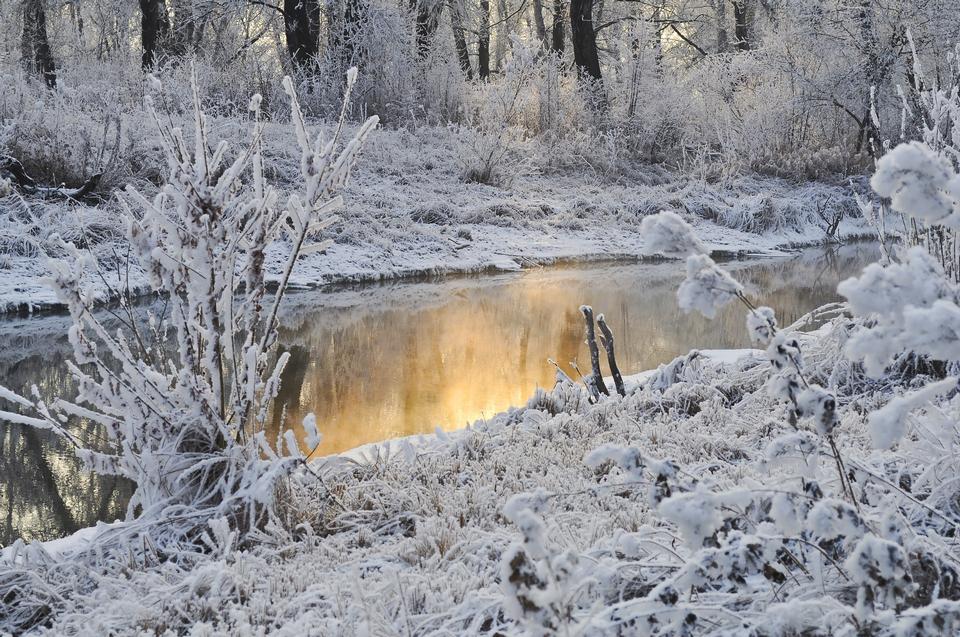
[0,120,869,313]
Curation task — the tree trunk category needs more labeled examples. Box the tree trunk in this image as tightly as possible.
[450,0,473,78]
[478,0,491,80]
[68,0,84,43]
[2,155,102,201]
[551,0,564,53]
[596,314,625,397]
[532,0,548,51]
[570,0,601,81]
[411,0,441,59]
[284,0,321,71]
[732,0,750,51]
[714,0,727,52]
[651,2,664,74]
[342,0,365,70]
[170,0,199,56]
[494,0,508,71]
[21,0,57,88]
[856,0,885,158]
[140,0,170,69]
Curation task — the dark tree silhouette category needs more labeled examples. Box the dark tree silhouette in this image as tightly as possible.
[570,0,601,81]
[411,0,440,59]
[284,0,321,70]
[551,0,564,53]
[732,0,751,51]
[450,0,473,78]
[140,0,171,69]
[21,0,57,88]
[478,0,491,80]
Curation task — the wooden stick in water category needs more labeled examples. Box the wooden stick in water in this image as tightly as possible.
[597,314,626,397]
[580,305,609,396]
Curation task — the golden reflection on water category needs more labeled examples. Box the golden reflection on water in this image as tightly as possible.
[0,245,877,542]
[271,245,877,455]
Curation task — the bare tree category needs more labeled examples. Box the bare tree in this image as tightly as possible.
[532,0,548,51]
[284,0,321,71]
[169,0,203,56]
[343,0,366,71]
[494,0,508,71]
[411,0,441,59]
[21,0,57,88]
[731,0,750,51]
[713,0,728,52]
[479,0,491,79]
[551,0,564,53]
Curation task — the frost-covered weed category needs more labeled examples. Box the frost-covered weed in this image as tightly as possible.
[495,186,960,634]
[0,68,377,633]
[456,44,540,186]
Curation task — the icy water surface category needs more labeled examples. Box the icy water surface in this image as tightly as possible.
[0,243,878,543]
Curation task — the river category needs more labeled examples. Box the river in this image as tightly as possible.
[0,243,879,543]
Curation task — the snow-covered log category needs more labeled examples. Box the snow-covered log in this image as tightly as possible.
[0,155,101,202]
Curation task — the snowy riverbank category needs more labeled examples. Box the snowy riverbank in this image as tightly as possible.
[0,120,869,313]
[0,348,748,560]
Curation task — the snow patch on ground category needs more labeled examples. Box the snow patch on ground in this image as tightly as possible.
[0,122,869,313]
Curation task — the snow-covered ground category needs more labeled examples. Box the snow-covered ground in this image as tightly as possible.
[6,319,958,635]
[9,115,955,637]
[0,121,868,313]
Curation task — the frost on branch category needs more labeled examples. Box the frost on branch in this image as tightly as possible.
[0,67,378,552]
[797,384,838,436]
[657,487,723,549]
[500,490,583,637]
[302,413,322,452]
[846,534,912,620]
[806,499,867,545]
[868,376,958,448]
[746,305,777,346]
[639,210,707,258]
[677,254,744,319]
[838,246,959,377]
[870,141,960,227]
[640,211,743,320]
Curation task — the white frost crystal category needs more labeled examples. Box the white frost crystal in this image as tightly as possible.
[639,210,708,258]
[677,254,744,319]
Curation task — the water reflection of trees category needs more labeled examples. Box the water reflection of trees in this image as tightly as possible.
[0,352,133,546]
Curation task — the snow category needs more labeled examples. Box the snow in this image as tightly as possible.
[4,304,960,635]
[796,383,839,436]
[867,376,959,449]
[746,305,777,347]
[677,253,744,319]
[6,66,960,637]
[638,209,708,257]
[871,141,960,226]
[0,117,872,314]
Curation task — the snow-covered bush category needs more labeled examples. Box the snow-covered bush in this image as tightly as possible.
[495,186,960,633]
[0,68,145,191]
[456,42,540,186]
[0,68,377,558]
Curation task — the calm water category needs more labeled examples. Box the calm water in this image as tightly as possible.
[0,244,878,543]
